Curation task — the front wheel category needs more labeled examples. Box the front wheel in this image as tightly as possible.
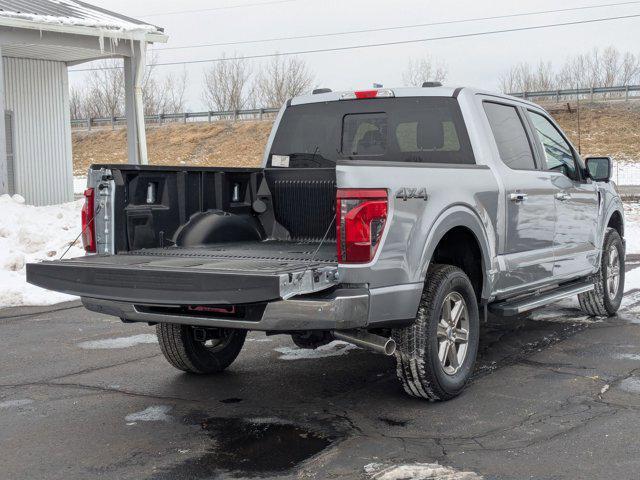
[156,324,246,374]
[578,228,625,317]
[393,264,480,401]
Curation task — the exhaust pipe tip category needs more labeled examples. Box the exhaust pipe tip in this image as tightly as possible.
[333,330,396,356]
[383,338,397,356]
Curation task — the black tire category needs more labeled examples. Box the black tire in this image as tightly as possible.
[578,228,625,317]
[392,264,480,401]
[156,324,246,374]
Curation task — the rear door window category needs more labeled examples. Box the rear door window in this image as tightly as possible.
[269,97,475,166]
[483,102,536,170]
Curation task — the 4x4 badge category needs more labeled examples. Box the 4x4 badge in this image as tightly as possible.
[396,187,428,201]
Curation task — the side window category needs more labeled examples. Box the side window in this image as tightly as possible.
[483,102,536,170]
[528,110,577,179]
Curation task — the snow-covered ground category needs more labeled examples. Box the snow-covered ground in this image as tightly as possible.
[614,160,640,186]
[624,202,640,255]
[73,177,87,196]
[0,194,84,308]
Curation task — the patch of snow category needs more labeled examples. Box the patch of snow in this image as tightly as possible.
[0,195,84,308]
[530,309,593,323]
[125,405,171,423]
[624,265,640,293]
[364,463,385,475]
[73,177,87,196]
[78,334,158,350]
[615,353,640,361]
[618,377,640,394]
[600,384,610,395]
[0,398,33,409]
[275,340,358,360]
[366,462,482,479]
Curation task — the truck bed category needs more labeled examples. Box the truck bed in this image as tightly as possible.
[27,241,337,305]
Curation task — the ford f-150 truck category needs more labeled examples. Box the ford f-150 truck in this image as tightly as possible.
[27,85,625,401]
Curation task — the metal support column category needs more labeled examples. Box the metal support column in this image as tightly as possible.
[0,47,8,195]
[124,40,148,165]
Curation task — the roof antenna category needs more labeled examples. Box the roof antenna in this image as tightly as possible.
[576,83,582,155]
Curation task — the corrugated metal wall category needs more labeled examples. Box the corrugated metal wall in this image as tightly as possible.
[3,57,72,205]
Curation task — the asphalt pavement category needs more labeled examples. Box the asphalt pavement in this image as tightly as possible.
[3,266,640,479]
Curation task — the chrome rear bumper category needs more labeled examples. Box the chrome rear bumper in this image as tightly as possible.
[82,287,369,331]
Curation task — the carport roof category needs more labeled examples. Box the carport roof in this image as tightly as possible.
[0,0,166,42]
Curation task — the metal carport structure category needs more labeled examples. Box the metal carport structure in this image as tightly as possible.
[0,0,167,205]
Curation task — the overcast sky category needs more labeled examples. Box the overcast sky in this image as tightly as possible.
[69,0,640,110]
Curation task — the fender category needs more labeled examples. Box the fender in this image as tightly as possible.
[418,204,497,301]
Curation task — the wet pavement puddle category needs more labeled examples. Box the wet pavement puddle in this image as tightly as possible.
[154,416,332,479]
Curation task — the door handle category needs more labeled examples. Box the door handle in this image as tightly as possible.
[509,192,528,202]
[555,192,572,201]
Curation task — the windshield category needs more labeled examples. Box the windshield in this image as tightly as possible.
[268,97,475,167]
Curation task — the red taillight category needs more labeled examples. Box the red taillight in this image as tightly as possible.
[336,189,388,263]
[81,188,96,253]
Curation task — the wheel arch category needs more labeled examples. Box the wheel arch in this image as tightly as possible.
[419,205,494,301]
[606,208,624,239]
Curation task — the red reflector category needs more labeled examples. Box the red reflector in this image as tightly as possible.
[354,90,379,99]
[81,188,96,253]
[187,305,236,314]
[336,188,388,264]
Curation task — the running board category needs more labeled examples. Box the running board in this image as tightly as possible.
[489,280,594,316]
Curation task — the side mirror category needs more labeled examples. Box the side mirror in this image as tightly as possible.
[585,156,612,182]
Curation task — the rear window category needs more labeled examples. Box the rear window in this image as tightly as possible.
[268,97,475,167]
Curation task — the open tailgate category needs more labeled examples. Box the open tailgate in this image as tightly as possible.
[26,242,338,305]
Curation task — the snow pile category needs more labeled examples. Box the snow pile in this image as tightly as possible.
[0,194,84,308]
[275,341,358,360]
[365,462,482,479]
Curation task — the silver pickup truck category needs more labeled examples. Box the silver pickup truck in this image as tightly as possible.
[27,85,625,401]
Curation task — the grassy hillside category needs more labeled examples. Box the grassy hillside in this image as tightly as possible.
[72,103,640,175]
[72,121,272,175]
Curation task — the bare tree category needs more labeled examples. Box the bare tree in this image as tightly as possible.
[255,56,314,108]
[143,57,188,115]
[402,56,447,87]
[619,51,640,85]
[83,58,125,118]
[499,62,554,93]
[69,86,87,120]
[70,55,189,120]
[555,47,640,90]
[202,54,253,111]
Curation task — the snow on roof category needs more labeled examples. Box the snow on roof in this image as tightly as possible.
[0,0,165,39]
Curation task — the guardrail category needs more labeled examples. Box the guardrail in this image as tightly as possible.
[72,84,640,129]
[71,107,281,130]
[509,84,640,101]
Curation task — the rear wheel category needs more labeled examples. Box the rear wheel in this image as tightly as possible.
[579,228,625,316]
[156,324,246,374]
[393,264,480,401]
